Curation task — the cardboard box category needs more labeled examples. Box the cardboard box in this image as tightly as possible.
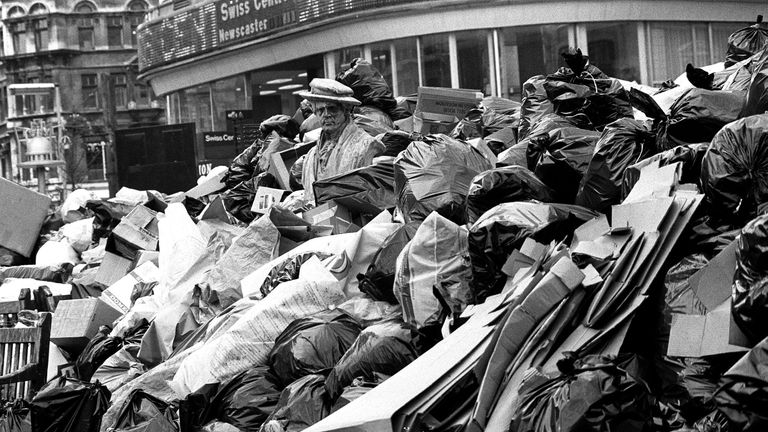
[0,177,52,257]
[94,251,133,287]
[133,250,160,268]
[101,261,160,314]
[50,298,123,353]
[413,86,483,134]
[186,169,227,199]
[302,201,361,235]
[251,187,288,214]
[268,142,316,190]
[107,205,159,260]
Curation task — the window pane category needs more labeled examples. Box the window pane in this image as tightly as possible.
[178,85,212,132]
[456,30,490,93]
[421,33,450,88]
[648,22,721,84]
[79,28,94,50]
[108,25,123,47]
[13,32,26,55]
[370,41,393,90]
[394,37,418,96]
[500,24,570,100]
[334,46,363,75]
[586,22,640,82]
[82,74,98,109]
[211,75,247,130]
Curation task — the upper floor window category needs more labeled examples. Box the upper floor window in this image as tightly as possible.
[78,18,95,50]
[29,3,48,15]
[82,74,99,109]
[114,73,127,107]
[75,2,96,13]
[107,16,124,48]
[10,22,27,55]
[33,19,48,52]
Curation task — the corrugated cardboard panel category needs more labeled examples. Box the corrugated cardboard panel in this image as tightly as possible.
[0,177,51,257]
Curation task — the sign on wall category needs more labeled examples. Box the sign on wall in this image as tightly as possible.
[215,0,297,46]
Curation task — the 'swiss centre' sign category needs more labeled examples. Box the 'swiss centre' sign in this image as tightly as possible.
[215,0,297,45]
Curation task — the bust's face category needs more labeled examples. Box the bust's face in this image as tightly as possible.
[312,101,348,135]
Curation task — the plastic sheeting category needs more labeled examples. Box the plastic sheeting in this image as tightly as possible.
[465,166,554,225]
[393,212,472,328]
[518,76,553,141]
[268,309,361,387]
[91,344,146,394]
[701,114,768,224]
[75,326,122,381]
[394,134,492,225]
[313,162,397,212]
[715,335,768,430]
[357,222,420,304]
[658,88,745,150]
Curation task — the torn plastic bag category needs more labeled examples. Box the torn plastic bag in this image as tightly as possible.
[543,77,634,131]
[394,134,492,225]
[465,166,554,225]
[658,88,745,150]
[170,257,347,397]
[469,202,598,300]
[528,124,601,203]
[59,217,94,253]
[30,377,110,432]
[0,263,71,284]
[450,105,519,143]
[200,214,280,310]
[337,58,402,119]
[336,296,402,327]
[622,143,708,199]
[725,17,768,67]
[313,162,396,213]
[658,356,733,426]
[575,118,657,213]
[0,399,31,432]
[701,114,768,224]
[183,366,281,432]
[91,344,146,393]
[112,389,178,432]
[742,55,768,118]
[221,173,282,224]
[511,354,654,432]
[260,374,331,432]
[714,336,768,430]
[732,212,768,343]
[85,199,134,242]
[324,320,418,400]
[357,222,420,304]
[518,75,553,141]
[224,141,261,190]
[75,326,122,381]
[354,106,395,136]
[379,130,416,157]
[393,212,472,328]
[256,252,332,299]
[268,309,362,387]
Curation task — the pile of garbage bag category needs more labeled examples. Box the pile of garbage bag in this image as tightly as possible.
[8,26,768,432]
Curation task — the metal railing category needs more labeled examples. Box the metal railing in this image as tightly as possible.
[137,0,422,72]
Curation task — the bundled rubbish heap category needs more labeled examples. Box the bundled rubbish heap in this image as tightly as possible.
[2,17,768,432]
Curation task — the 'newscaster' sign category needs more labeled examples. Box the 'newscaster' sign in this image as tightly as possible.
[215,0,297,45]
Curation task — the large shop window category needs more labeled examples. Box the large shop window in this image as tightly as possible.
[395,38,419,96]
[421,33,451,88]
[179,85,213,133]
[211,76,248,130]
[335,46,364,75]
[499,24,570,100]
[456,30,491,93]
[370,41,393,91]
[586,22,640,82]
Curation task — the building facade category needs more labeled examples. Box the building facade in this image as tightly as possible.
[136,0,767,149]
[0,0,163,196]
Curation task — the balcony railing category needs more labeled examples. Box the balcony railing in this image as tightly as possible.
[137,0,425,73]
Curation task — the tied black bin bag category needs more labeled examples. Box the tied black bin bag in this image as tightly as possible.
[313,162,396,212]
[701,114,768,224]
[112,389,178,432]
[336,58,409,121]
[543,77,634,132]
[394,134,492,225]
[725,16,768,67]
[714,336,768,431]
[465,166,554,225]
[357,221,420,304]
[74,325,122,381]
[518,75,553,141]
[575,118,657,213]
[268,309,362,387]
[732,212,768,344]
[260,374,331,432]
[324,320,418,401]
[468,201,597,301]
[30,377,110,432]
[742,54,768,118]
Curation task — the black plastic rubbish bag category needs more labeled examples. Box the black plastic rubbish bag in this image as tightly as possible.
[379,130,416,157]
[658,88,745,150]
[357,222,421,304]
[258,252,332,298]
[0,400,30,432]
[324,320,418,400]
[394,134,492,225]
[75,325,122,381]
[30,377,110,432]
[450,105,519,144]
[742,56,768,118]
[268,309,362,387]
[701,114,768,224]
[337,58,408,121]
[313,162,396,212]
[714,335,768,430]
[732,213,768,343]
[85,199,133,242]
[469,202,598,300]
[221,172,281,223]
[543,78,634,131]
[659,356,733,427]
[0,247,26,267]
[91,344,146,394]
[622,143,708,199]
[725,16,768,67]
[112,389,178,432]
[575,118,657,213]
[511,354,654,432]
[0,264,71,285]
[260,374,331,432]
[465,166,554,225]
[518,75,553,141]
[224,142,261,190]
[529,125,601,203]
[260,115,300,141]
